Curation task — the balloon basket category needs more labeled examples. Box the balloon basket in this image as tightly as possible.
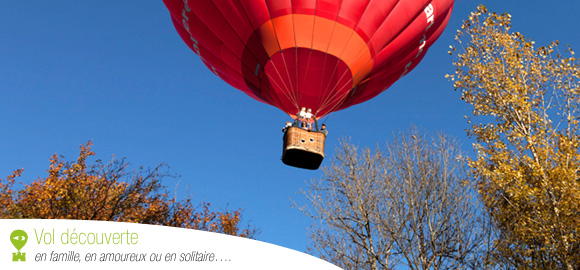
[282,127,326,170]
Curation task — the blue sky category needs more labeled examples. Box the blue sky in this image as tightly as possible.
[1,0,579,253]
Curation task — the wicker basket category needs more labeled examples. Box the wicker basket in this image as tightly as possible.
[282,127,326,170]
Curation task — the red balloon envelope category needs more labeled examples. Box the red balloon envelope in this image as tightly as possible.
[163,0,454,118]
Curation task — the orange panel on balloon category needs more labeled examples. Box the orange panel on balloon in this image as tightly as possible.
[258,15,372,88]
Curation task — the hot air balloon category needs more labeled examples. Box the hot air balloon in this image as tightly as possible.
[163,0,455,169]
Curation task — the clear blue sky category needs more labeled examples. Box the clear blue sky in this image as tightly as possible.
[1,1,579,253]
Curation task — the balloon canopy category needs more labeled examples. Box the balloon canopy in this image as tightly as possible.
[163,0,454,118]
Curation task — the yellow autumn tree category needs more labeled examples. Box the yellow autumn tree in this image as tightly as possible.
[0,141,256,238]
[449,5,580,269]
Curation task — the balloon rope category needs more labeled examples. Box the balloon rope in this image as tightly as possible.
[293,0,319,113]
[263,0,300,108]
[316,35,360,114]
[315,0,350,116]
[291,4,301,111]
[316,0,374,115]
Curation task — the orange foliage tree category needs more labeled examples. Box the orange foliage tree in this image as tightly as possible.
[0,141,256,238]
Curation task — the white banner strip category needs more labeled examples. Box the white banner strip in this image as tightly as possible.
[1,219,341,270]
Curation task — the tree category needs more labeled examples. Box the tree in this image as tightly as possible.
[449,5,580,269]
[299,128,491,270]
[0,141,257,238]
